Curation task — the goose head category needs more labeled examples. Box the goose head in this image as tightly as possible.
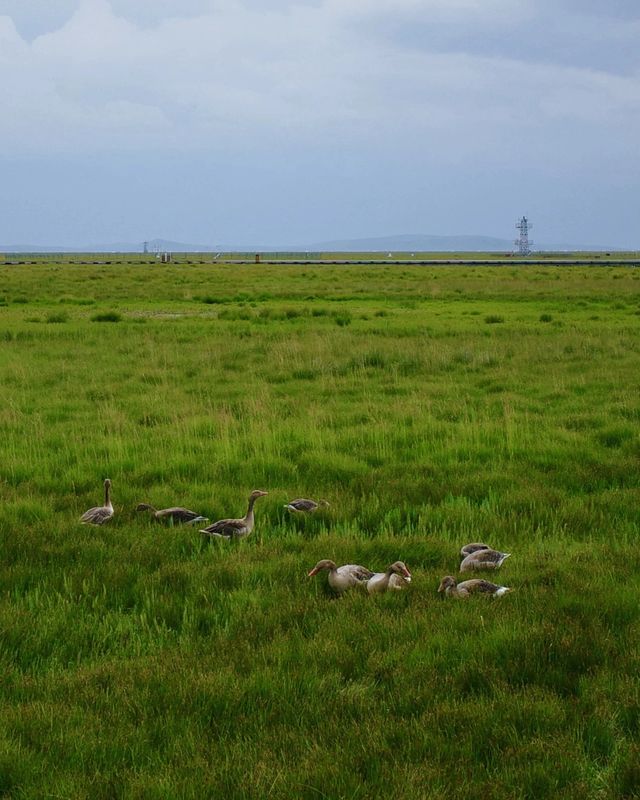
[308,559,337,576]
[104,478,112,490]
[318,499,331,508]
[136,503,154,513]
[438,576,456,593]
[249,490,268,501]
[389,561,412,580]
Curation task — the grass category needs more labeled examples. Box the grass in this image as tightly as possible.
[0,261,639,798]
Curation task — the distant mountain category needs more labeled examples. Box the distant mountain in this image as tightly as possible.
[309,234,515,252]
[308,234,628,252]
[0,238,218,253]
[143,238,219,253]
[1,234,629,254]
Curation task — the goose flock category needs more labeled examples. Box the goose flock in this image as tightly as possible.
[80,479,513,598]
[307,559,412,594]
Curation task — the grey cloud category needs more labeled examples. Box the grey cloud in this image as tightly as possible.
[0,0,78,38]
[350,2,639,75]
[0,0,322,36]
[558,0,640,20]
[0,0,638,246]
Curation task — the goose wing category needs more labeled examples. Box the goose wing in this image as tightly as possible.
[344,564,375,583]
[460,579,501,594]
[157,507,208,524]
[460,549,509,571]
[330,564,374,592]
[80,505,113,525]
[477,549,508,564]
[287,498,318,512]
[199,517,247,538]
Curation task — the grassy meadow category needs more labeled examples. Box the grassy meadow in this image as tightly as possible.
[0,260,639,799]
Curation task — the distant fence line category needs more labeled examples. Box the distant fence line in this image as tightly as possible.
[2,252,639,267]
[1,252,323,262]
[220,252,322,260]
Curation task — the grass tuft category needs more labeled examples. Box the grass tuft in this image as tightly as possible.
[91,311,122,322]
[46,311,69,324]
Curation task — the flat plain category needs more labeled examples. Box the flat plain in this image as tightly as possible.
[0,260,639,799]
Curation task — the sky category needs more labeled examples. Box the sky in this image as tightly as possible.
[0,0,638,247]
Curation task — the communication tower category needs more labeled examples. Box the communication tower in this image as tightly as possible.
[515,216,533,255]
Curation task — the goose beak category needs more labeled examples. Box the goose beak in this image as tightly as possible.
[308,568,318,577]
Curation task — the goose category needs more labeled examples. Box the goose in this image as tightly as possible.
[308,559,373,593]
[136,503,208,525]
[199,490,268,539]
[80,478,114,525]
[438,575,511,598]
[460,542,492,558]
[285,498,330,513]
[366,561,412,594]
[460,548,510,573]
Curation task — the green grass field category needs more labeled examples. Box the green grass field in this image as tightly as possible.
[0,261,639,799]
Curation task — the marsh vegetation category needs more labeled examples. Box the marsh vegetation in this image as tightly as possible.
[0,261,639,798]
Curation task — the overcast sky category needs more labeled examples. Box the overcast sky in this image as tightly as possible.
[1,0,638,247]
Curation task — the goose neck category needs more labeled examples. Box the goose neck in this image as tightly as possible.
[245,496,257,520]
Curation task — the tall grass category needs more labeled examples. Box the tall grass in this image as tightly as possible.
[0,262,638,798]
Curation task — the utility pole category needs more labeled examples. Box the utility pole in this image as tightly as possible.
[515,216,533,255]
